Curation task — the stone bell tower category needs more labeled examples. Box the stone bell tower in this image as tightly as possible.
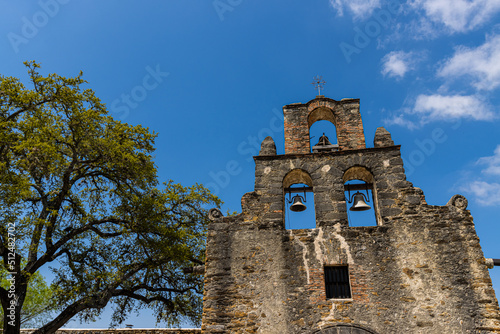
[201,96,500,333]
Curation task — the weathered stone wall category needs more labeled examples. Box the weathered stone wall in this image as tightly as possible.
[202,100,500,333]
[283,97,365,155]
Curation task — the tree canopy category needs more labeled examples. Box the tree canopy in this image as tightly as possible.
[0,61,220,334]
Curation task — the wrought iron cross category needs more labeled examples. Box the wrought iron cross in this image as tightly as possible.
[312,76,326,96]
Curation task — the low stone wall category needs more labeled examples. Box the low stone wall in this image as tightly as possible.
[15,329,201,334]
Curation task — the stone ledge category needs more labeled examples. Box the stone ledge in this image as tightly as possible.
[254,145,401,161]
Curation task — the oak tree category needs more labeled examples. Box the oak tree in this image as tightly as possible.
[0,62,220,334]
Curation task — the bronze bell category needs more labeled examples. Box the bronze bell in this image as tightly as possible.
[312,133,339,153]
[290,195,307,212]
[350,192,371,211]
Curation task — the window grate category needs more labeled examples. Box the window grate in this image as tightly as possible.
[324,266,351,299]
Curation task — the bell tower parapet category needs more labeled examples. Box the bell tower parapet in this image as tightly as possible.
[283,97,366,155]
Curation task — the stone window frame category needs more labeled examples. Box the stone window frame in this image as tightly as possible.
[324,265,352,300]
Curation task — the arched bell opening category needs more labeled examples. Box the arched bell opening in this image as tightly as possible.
[343,166,380,227]
[308,107,339,153]
[283,169,316,230]
[309,120,338,153]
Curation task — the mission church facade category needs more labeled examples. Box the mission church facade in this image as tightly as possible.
[200,95,500,333]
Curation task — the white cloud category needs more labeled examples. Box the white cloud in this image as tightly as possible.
[332,0,500,38]
[410,0,500,33]
[413,94,494,122]
[381,51,418,78]
[477,145,500,175]
[329,0,381,19]
[460,146,500,206]
[461,181,500,206]
[383,114,418,130]
[438,34,500,90]
[384,94,494,129]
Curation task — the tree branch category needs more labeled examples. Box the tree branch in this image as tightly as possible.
[26,217,129,275]
[116,284,195,295]
[31,294,110,334]
[111,290,175,308]
[88,226,123,238]
[45,147,79,250]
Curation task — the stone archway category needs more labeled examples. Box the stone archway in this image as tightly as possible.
[312,324,379,334]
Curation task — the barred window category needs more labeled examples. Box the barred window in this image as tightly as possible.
[324,266,351,299]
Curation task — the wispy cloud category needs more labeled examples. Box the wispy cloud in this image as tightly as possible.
[477,145,500,176]
[381,50,421,79]
[384,35,500,129]
[329,0,381,19]
[384,93,493,129]
[460,145,500,206]
[413,94,493,122]
[410,0,500,34]
[384,113,419,130]
[438,34,500,90]
[333,0,500,38]
[461,181,500,206]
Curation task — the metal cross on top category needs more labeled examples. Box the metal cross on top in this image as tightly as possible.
[312,75,326,96]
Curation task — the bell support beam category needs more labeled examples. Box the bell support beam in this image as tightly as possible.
[344,183,373,192]
[485,258,500,269]
[284,186,313,194]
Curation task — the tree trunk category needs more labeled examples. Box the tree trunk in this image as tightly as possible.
[2,268,28,334]
[32,299,97,334]
[3,302,22,334]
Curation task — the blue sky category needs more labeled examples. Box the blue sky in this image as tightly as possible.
[2,0,500,329]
